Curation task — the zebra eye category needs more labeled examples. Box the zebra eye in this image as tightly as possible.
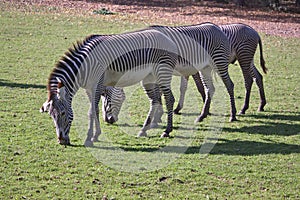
[61,111,66,116]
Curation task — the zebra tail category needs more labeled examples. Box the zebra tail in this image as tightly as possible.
[258,38,268,74]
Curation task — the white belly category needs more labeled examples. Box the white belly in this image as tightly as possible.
[103,67,153,87]
[173,64,199,76]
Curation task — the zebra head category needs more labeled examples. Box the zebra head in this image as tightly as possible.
[101,86,125,124]
[40,81,73,145]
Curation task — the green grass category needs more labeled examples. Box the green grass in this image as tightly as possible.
[1,5,300,199]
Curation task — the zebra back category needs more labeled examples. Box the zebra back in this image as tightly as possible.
[47,29,178,101]
[150,23,230,71]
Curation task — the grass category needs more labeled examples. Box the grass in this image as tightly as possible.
[0,4,300,199]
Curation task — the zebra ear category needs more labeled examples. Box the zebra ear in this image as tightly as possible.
[40,100,53,113]
[56,77,66,100]
[57,86,66,100]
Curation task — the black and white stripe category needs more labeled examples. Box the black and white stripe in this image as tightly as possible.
[221,23,267,114]
[41,29,178,145]
[175,23,267,115]
[102,23,237,124]
[152,23,237,122]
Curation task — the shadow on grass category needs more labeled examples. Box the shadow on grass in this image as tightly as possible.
[223,123,300,136]
[87,139,300,155]
[115,122,196,131]
[247,110,300,122]
[223,111,300,136]
[75,110,300,155]
[208,138,300,155]
[0,79,45,89]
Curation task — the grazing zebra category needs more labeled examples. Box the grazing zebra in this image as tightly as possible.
[40,29,178,146]
[101,23,237,129]
[101,86,125,124]
[174,23,267,115]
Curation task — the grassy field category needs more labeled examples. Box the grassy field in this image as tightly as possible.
[1,4,300,199]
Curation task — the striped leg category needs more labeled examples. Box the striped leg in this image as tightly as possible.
[174,76,189,114]
[149,84,163,127]
[159,84,175,137]
[195,67,215,122]
[85,89,97,147]
[138,80,175,137]
[238,59,254,115]
[91,81,104,142]
[156,62,175,138]
[138,81,160,137]
[251,64,267,112]
[174,73,206,115]
[219,70,237,122]
[138,83,165,137]
[192,72,206,103]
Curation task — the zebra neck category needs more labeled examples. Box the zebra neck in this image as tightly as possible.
[47,76,78,103]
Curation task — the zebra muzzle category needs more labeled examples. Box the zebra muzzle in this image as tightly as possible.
[58,134,70,145]
[105,116,116,124]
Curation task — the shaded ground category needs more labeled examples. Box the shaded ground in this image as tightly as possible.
[3,0,300,37]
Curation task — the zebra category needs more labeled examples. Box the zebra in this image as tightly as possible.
[40,29,178,146]
[101,86,125,124]
[174,23,267,115]
[101,23,237,129]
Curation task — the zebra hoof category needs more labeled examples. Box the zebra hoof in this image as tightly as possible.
[160,132,170,138]
[84,140,94,147]
[58,139,71,146]
[91,137,99,142]
[174,109,181,115]
[194,117,204,123]
[229,117,238,122]
[238,110,246,115]
[137,131,147,137]
[258,102,266,112]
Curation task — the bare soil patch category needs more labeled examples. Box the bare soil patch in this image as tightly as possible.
[4,0,300,37]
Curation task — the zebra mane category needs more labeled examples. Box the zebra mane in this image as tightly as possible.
[68,34,102,56]
[148,25,166,28]
[150,22,218,29]
[47,34,105,101]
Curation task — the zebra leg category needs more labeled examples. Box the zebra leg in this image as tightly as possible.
[192,72,206,103]
[156,63,175,138]
[92,101,101,142]
[85,89,97,147]
[174,76,189,114]
[239,63,254,115]
[160,85,175,138]
[195,67,214,123]
[151,62,175,138]
[151,85,163,127]
[220,70,237,122]
[252,64,267,112]
[138,83,162,137]
[91,82,103,142]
